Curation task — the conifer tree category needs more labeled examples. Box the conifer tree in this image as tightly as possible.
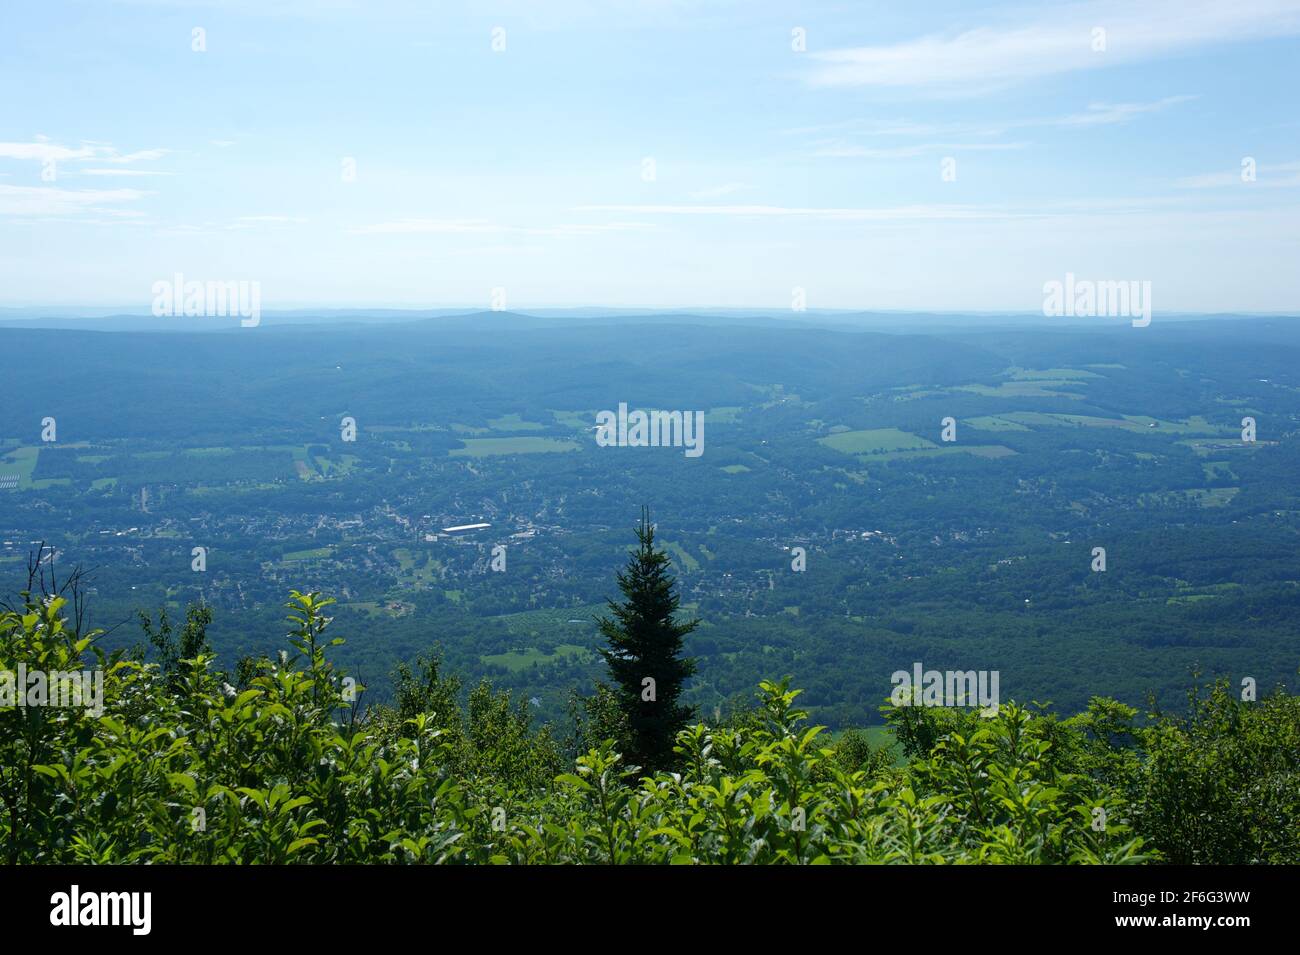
[596,507,698,771]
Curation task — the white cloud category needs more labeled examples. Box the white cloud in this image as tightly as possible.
[688,182,747,199]
[157,224,219,236]
[783,119,959,138]
[805,0,1300,91]
[81,168,174,177]
[1176,160,1300,188]
[576,203,1033,221]
[790,97,1195,160]
[350,218,653,236]
[811,141,1029,159]
[0,141,99,162]
[546,222,653,236]
[351,218,498,235]
[0,139,170,168]
[1054,96,1197,126]
[796,97,1193,138]
[234,215,308,223]
[98,148,170,164]
[576,196,1218,223]
[0,183,150,218]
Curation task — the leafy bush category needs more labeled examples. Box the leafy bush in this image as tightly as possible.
[1,587,1294,864]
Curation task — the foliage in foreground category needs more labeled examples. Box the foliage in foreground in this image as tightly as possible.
[2,588,1297,864]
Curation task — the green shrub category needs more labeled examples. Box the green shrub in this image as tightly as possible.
[2,588,1294,864]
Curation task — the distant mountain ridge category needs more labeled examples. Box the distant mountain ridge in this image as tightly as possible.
[0,305,1292,335]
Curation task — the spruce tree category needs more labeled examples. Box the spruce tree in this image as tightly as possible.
[596,507,698,772]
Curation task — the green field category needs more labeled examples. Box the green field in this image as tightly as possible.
[1140,487,1240,508]
[1001,412,1228,434]
[965,416,1032,432]
[1179,438,1263,456]
[883,445,1016,460]
[349,599,416,619]
[818,428,934,454]
[496,604,604,639]
[548,410,597,431]
[0,446,39,488]
[1006,366,1101,381]
[451,437,579,457]
[368,422,446,434]
[661,540,701,573]
[283,546,334,561]
[488,413,546,432]
[181,446,238,457]
[313,453,359,477]
[956,380,1085,399]
[1119,414,1228,434]
[392,547,439,584]
[481,643,593,672]
[188,482,280,496]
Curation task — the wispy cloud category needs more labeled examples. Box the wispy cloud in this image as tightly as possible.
[1176,160,1300,188]
[0,138,170,168]
[805,0,1300,92]
[81,168,174,177]
[575,203,1035,221]
[1054,96,1197,126]
[810,141,1029,159]
[98,148,170,164]
[796,96,1195,160]
[576,196,1213,223]
[688,182,748,200]
[786,96,1194,140]
[351,218,499,235]
[157,223,219,236]
[0,183,151,218]
[350,218,653,236]
[233,215,308,224]
[0,139,98,162]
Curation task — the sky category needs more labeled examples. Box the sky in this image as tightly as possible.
[1,0,1298,312]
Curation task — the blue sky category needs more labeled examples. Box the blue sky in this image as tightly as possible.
[1,0,1298,312]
